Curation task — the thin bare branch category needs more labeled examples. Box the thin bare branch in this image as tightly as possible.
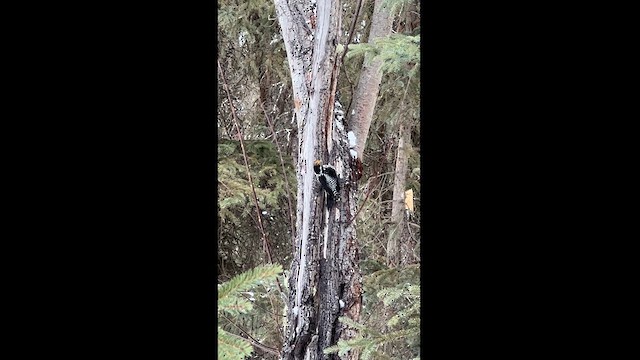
[341,0,365,116]
[217,59,284,294]
[346,171,384,227]
[341,0,365,66]
[259,100,296,246]
[220,313,281,356]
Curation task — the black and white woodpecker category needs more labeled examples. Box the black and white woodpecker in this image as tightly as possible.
[313,160,340,210]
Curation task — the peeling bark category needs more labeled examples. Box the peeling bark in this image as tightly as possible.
[274,1,362,359]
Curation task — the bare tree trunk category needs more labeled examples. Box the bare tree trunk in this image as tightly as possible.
[350,0,394,158]
[274,1,361,359]
[399,128,415,267]
[387,124,410,267]
[385,3,420,268]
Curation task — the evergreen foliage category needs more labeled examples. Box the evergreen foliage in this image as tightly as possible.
[346,34,420,78]
[381,0,416,17]
[324,265,420,359]
[218,140,296,277]
[218,328,255,359]
[218,0,422,358]
[218,264,283,359]
[218,0,291,143]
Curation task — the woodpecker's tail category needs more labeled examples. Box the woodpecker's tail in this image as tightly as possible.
[326,194,335,210]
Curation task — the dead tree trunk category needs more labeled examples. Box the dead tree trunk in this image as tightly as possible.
[274,1,362,359]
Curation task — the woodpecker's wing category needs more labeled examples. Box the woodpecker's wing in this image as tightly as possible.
[321,165,338,179]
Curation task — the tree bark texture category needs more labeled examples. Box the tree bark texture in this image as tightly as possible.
[350,0,394,158]
[387,124,409,267]
[274,1,362,359]
[398,126,416,267]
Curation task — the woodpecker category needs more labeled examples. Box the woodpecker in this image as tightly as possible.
[313,160,340,210]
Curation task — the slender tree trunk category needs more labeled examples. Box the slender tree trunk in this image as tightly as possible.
[350,0,394,158]
[274,1,361,359]
[399,128,415,267]
[387,124,410,267]
[386,3,420,268]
